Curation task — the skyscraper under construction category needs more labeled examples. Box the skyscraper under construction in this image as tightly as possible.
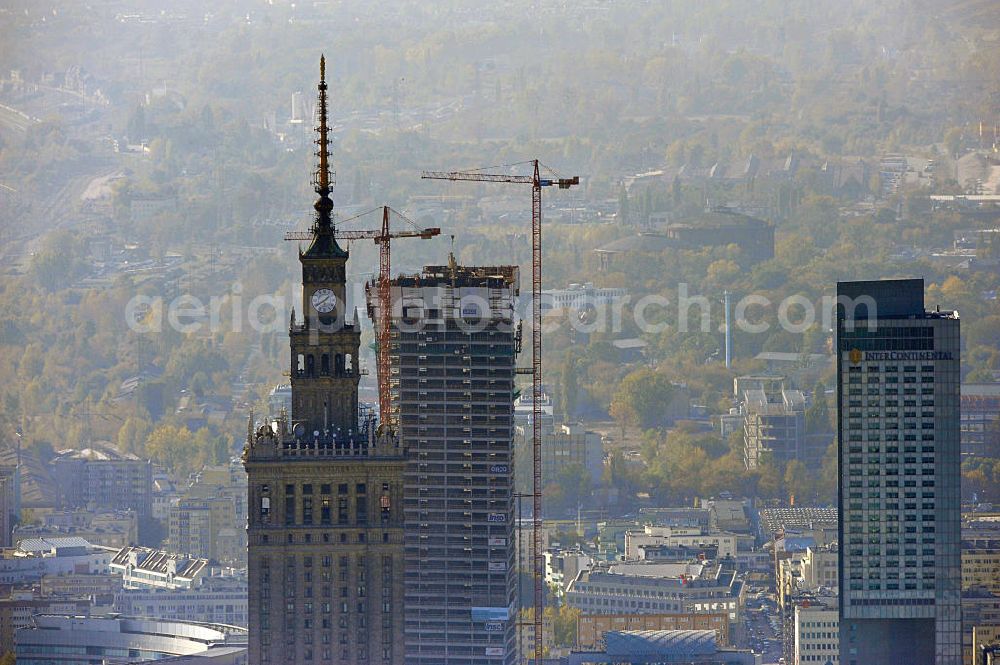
[377,260,520,665]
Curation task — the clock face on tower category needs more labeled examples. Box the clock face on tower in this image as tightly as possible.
[310,288,337,313]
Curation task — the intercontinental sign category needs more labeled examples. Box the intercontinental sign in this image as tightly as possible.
[850,350,954,363]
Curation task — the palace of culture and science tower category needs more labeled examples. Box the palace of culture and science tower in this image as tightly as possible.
[243,57,407,665]
[245,57,519,665]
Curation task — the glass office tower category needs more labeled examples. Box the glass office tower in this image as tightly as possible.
[836,279,961,665]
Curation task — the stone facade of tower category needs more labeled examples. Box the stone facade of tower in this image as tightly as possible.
[244,56,405,665]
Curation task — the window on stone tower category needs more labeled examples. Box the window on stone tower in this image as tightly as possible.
[297,354,305,374]
[306,355,315,377]
[380,493,390,523]
[321,354,330,375]
[335,354,345,375]
[303,498,313,525]
[356,495,368,526]
[345,354,353,374]
[338,498,348,525]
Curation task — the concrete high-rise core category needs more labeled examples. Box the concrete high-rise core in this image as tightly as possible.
[379,260,520,665]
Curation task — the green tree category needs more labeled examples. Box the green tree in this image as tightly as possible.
[29,230,88,292]
[805,383,831,434]
[756,453,783,500]
[617,184,630,225]
[784,460,812,504]
[609,368,677,432]
[944,126,963,159]
[551,604,581,647]
[145,424,198,475]
[816,440,839,504]
[556,462,592,514]
[560,356,579,421]
[117,417,152,456]
[127,104,147,141]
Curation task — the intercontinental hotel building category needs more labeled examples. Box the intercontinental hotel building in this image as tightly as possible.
[836,278,961,665]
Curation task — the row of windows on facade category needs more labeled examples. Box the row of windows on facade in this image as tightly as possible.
[259,554,392,574]
[847,496,937,506]
[840,326,936,339]
[848,376,937,385]
[845,462,937,472]
[846,388,935,396]
[139,603,242,612]
[846,420,937,431]
[846,397,934,407]
[849,565,938,577]
[846,512,936,523]
[847,410,936,421]
[846,465,939,477]
[262,627,392,649]
[258,482,392,526]
[258,531,394,545]
[848,364,937,372]
[838,338,935,351]
[847,430,934,444]
[260,596,392,614]
[259,583,390,600]
[395,341,514,352]
[847,557,937,569]
[849,582,935,590]
[846,442,936,453]
[848,524,937,535]
[294,352,354,377]
[261,614,392,632]
[259,646,392,663]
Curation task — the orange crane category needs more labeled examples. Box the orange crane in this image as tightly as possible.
[286,206,440,429]
[421,160,578,665]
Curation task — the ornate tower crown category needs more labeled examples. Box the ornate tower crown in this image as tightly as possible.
[302,54,347,260]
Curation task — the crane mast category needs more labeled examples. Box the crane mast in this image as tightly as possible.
[421,160,578,665]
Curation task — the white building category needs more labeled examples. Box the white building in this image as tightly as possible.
[267,384,291,417]
[800,545,839,591]
[0,538,113,584]
[794,603,839,665]
[565,562,744,626]
[545,549,593,596]
[539,282,629,313]
[115,575,248,627]
[15,615,247,665]
[624,525,740,560]
[110,546,209,590]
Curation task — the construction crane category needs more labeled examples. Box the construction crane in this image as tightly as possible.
[285,206,440,429]
[421,160,578,665]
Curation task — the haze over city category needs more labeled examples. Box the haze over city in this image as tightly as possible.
[1,1,999,665]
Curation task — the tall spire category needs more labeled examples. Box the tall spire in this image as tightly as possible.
[302,55,347,259]
[313,54,333,226]
[315,54,331,197]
